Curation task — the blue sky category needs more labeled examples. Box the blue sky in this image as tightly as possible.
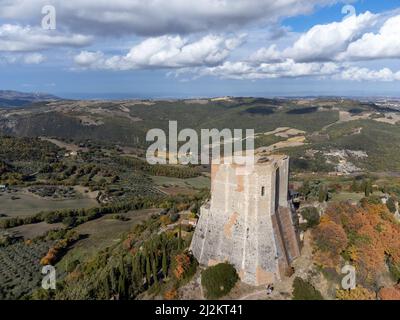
[283,0,400,31]
[0,0,399,99]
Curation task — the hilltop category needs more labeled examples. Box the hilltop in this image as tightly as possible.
[1,96,400,172]
[0,90,60,108]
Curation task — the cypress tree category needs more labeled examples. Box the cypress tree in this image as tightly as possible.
[109,268,117,292]
[151,252,158,284]
[364,179,372,197]
[153,248,159,270]
[118,274,126,299]
[140,253,145,275]
[104,276,110,300]
[387,197,397,213]
[119,256,125,278]
[162,246,168,278]
[351,179,358,192]
[146,254,151,286]
[118,256,126,298]
[178,223,182,251]
[132,255,140,288]
[301,180,310,199]
[368,180,373,195]
[318,185,326,203]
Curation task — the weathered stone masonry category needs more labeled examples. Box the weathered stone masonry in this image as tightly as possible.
[190,155,300,286]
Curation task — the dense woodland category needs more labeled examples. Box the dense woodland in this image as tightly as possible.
[313,202,400,299]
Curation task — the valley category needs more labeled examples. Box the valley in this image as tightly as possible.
[1,96,400,300]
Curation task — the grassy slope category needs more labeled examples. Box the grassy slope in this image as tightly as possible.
[56,208,160,272]
[1,99,340,148]
[0,192,98,219]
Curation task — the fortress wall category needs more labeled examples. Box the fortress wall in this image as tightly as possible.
[190,205,210,263]
[241,170,260,284]
[190,155,299,286]
[253,164,280,284]
[271,213,290,279]
[278,157,290,207]
[277,206,301,263]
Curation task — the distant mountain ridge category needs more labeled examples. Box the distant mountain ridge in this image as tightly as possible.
[0,90,60,108]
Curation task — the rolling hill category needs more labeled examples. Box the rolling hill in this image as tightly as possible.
[0,90,60,108]
[1,96,400,172]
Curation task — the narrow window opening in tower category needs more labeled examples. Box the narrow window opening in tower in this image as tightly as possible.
[275,169,280,212]
[261,186,265,196]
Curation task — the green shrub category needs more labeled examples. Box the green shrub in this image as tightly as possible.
[386,197,397,213]
[111,214,130,221]
[170,213,180,223]
[201,263,239,299]
[301,207,320,229]
[292,277,323,300]
[387,258,400,282]
[62,216,77,227]
[361,195,381,207]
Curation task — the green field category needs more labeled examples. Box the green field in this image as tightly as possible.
[57,209,161,272]
[330,192,366,202]
[331,191,385,202]
[8,222,65,239]
[0,192,98,219]
[152,175,210,189]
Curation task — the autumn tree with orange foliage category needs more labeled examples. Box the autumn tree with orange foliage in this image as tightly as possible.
[40,232,79,266]
[312,203,400,289]
[312,215,348,269]
[40,247,58,266]
[173,253,191,280]
[378,285,400,300]
[164,288,178,300]
[336,286,376,300]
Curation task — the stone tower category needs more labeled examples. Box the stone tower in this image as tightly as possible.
[190,155,300,286]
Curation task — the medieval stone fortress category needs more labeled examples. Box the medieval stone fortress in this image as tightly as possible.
[191,154,300,286]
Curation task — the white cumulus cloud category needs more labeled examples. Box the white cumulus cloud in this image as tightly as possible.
[0,0,345,36]
[0,52,46,64]
[197,59,340,80]
[250,45,284,63]
[74,51,104,66]
[339,14,400,60]
[250,12,378,64]
[74,34,245,70]
[22,53,46,64]
[285,11,378,62]
[340,67,400,81]
[0,24,91,52]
